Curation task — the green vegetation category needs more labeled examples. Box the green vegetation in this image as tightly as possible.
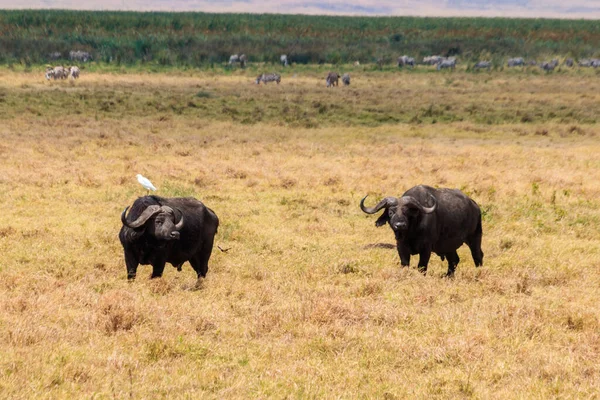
[1,10,599,66]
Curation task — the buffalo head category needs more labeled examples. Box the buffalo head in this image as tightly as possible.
[360,195,436,237]
[121,204,184,241]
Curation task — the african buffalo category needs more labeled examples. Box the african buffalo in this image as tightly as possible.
[119,196,219,280]
[360,185,483,276]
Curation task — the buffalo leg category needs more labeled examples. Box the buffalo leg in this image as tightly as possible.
[396,241,411,267]
[467,217,484,267]
[190,240,215,279]
[150,262,166,278]
[124,251,139,280]
[445,250,460,277]
[417,250,431,274]
[467,234,484,267]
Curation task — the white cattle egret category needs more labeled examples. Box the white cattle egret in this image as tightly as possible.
[137,174,157,193]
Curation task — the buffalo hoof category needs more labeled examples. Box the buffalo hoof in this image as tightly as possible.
[193,278,204,290]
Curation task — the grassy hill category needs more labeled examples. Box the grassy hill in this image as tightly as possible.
[1,10,599,66]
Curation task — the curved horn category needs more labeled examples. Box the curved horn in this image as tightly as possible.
[160,206,184,230]
[121,205,161,229]
[360,195,399,214]
[419,194,437,214]
[174,212,184,230]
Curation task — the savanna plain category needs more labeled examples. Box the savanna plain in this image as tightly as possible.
[1,66,599,398]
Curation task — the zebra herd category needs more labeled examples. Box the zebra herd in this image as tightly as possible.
[253,71,351,87]
[397,54,596,71]
[48,50,92,63]
[45,65,80,80]
[238,53,597,73]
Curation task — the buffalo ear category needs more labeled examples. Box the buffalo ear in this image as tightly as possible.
[123,226,145,241]
[375,211,390,227]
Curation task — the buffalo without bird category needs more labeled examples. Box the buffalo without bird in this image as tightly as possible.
[360,185,483,276]
[119,196,219,280]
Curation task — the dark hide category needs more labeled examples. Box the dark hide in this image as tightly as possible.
[119,196,219,280]
[361,185,483,276]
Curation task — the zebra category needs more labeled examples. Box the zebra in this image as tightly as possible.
[540,59,559,72]
[473,61,491,70]
[280,54,288,67]
[68,66,80,79]
[437,58,456,70]
[326,72,340,87]
[564,58,574,67]
[423,55,442,65]
[69,50,92,63]
[255,73,281,85]
[342,73,350,86]
[45,65,68,80]
[397,55,415,67]
[229,54,247,68]
[507,57,525,67]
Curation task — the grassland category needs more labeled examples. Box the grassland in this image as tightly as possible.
[0,66,600,398]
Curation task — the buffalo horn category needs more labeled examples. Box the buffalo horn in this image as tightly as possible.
[121,205,162,229]
[411,194,437,214]
[360,195,399,214]
[160,206,185,230]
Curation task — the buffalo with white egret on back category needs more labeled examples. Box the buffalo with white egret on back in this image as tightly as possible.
[119,196,219,281]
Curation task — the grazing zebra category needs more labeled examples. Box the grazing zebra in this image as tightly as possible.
[69,50,92,63]
[507,57,525,67]
[326,72,340,87]
[280,54,288,66]
[540,59,559,71]
[68,66,80,79]
[437,58,456,70]
[397,55,415,67]
[342,73,350,86]
[45,66,55,80]
[255,73,281,85]
[423,55,442,65]
[229,54,247,68]
[564,58,574,67]
[473,61,491,70]
[45,65,68,80]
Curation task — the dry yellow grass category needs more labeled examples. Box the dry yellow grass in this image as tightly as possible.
[0,69,599,398]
